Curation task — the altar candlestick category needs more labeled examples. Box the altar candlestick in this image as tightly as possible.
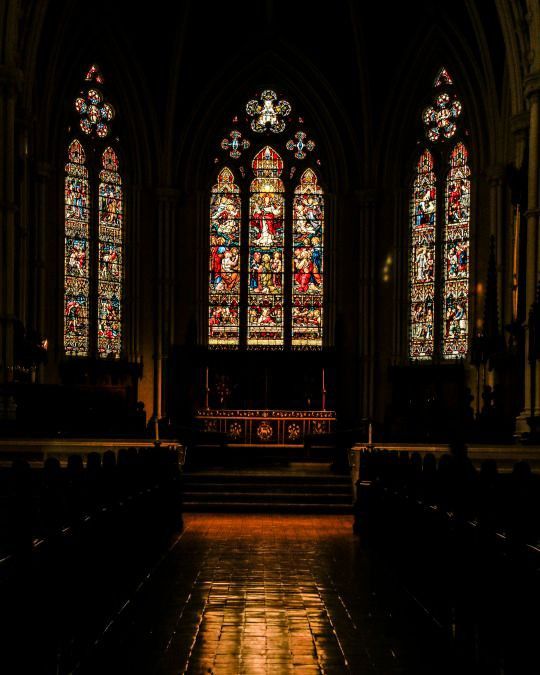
[368,422,372,446]
[205,366,209,410]
[322,368,326,411]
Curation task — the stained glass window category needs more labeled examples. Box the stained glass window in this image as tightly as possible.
[248,147,285,348]
[64,65,123,359]
[409,150,436,360]
[246,91,291,133]
[75,65,114,139]
[209,90,325,351]
[209,168,241,347]
[292,169,324,348]
[64,139,90,357]
[443,142,470,358]
[409,68,470,361]
[98,147,123,358]
[423,68,462,143]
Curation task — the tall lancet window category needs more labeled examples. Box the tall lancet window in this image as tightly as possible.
[98,147,123,357]
[248,146,285,347]
[443,142,470,358]
[408,67,470,361]
[64,139,91,356]
[293,169,324,348]
[209,167,241,347]
[63,64,124,359]
[208,90,325,351]
[410,150,436,360]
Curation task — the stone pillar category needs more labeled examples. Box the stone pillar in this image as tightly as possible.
[357,189,376,422]
[35,162,51,382]
[485,164,506,389]
[125,184,142,364]
[487,165,506,326]
[154,188,179,426]
[392,188,407,361]
[516,73,540,434]
[0,64,22,419]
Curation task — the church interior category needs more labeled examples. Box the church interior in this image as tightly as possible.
[2,0,540,672]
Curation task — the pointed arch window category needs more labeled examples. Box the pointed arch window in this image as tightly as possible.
[64,139,90,356]
[248,146,285,347]
[293,169,324,347]
[209,167,241,347]
[63,65,124,359]
[208,90,325,350]
[409,68,470,361]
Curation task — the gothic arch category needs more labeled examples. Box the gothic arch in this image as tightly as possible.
[172,49,356,195]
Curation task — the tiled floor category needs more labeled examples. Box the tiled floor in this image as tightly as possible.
[79,515,452,674]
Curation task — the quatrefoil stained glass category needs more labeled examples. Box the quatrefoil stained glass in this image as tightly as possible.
[75,65,115,138]
[246,90,291,133]
[422,70,462,143]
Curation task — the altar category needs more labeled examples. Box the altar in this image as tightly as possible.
[195,409,336,446]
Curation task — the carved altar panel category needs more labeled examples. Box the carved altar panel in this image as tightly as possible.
[195,409,336,445]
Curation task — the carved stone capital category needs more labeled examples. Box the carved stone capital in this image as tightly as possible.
[486,163,506,184]
[524,71,540,100]
[0,65,23,97]
[510,111,530,137]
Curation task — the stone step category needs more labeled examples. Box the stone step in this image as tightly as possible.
[184,474,350,485]
[182,502,353,514]
[184,481,351,494]
[182,462,352,514]
[184,491,351,504]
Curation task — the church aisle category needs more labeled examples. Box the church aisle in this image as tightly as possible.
[78,515,455,674]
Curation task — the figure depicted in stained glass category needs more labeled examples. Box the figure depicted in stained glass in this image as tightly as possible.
[251,193,283,247]
[98,288,121,356]
[414,246,434,283]
[67,238,88,277]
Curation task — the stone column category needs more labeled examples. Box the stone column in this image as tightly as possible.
[154,188,179,426]
[485,164,506,389]
[35,161,51,382]
[0,64,22,419]
[357,189,377,422]
[516,73,540,434]
[125,184,142,364]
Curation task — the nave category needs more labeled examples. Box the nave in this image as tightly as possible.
[75,514,454,675]
[2,446,540,674]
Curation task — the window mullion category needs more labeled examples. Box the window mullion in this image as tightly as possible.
[239,186,249,349]
[90,154,100,359]
[435,160,446,362]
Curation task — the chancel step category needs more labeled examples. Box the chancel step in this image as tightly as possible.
[183,463,353,514]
